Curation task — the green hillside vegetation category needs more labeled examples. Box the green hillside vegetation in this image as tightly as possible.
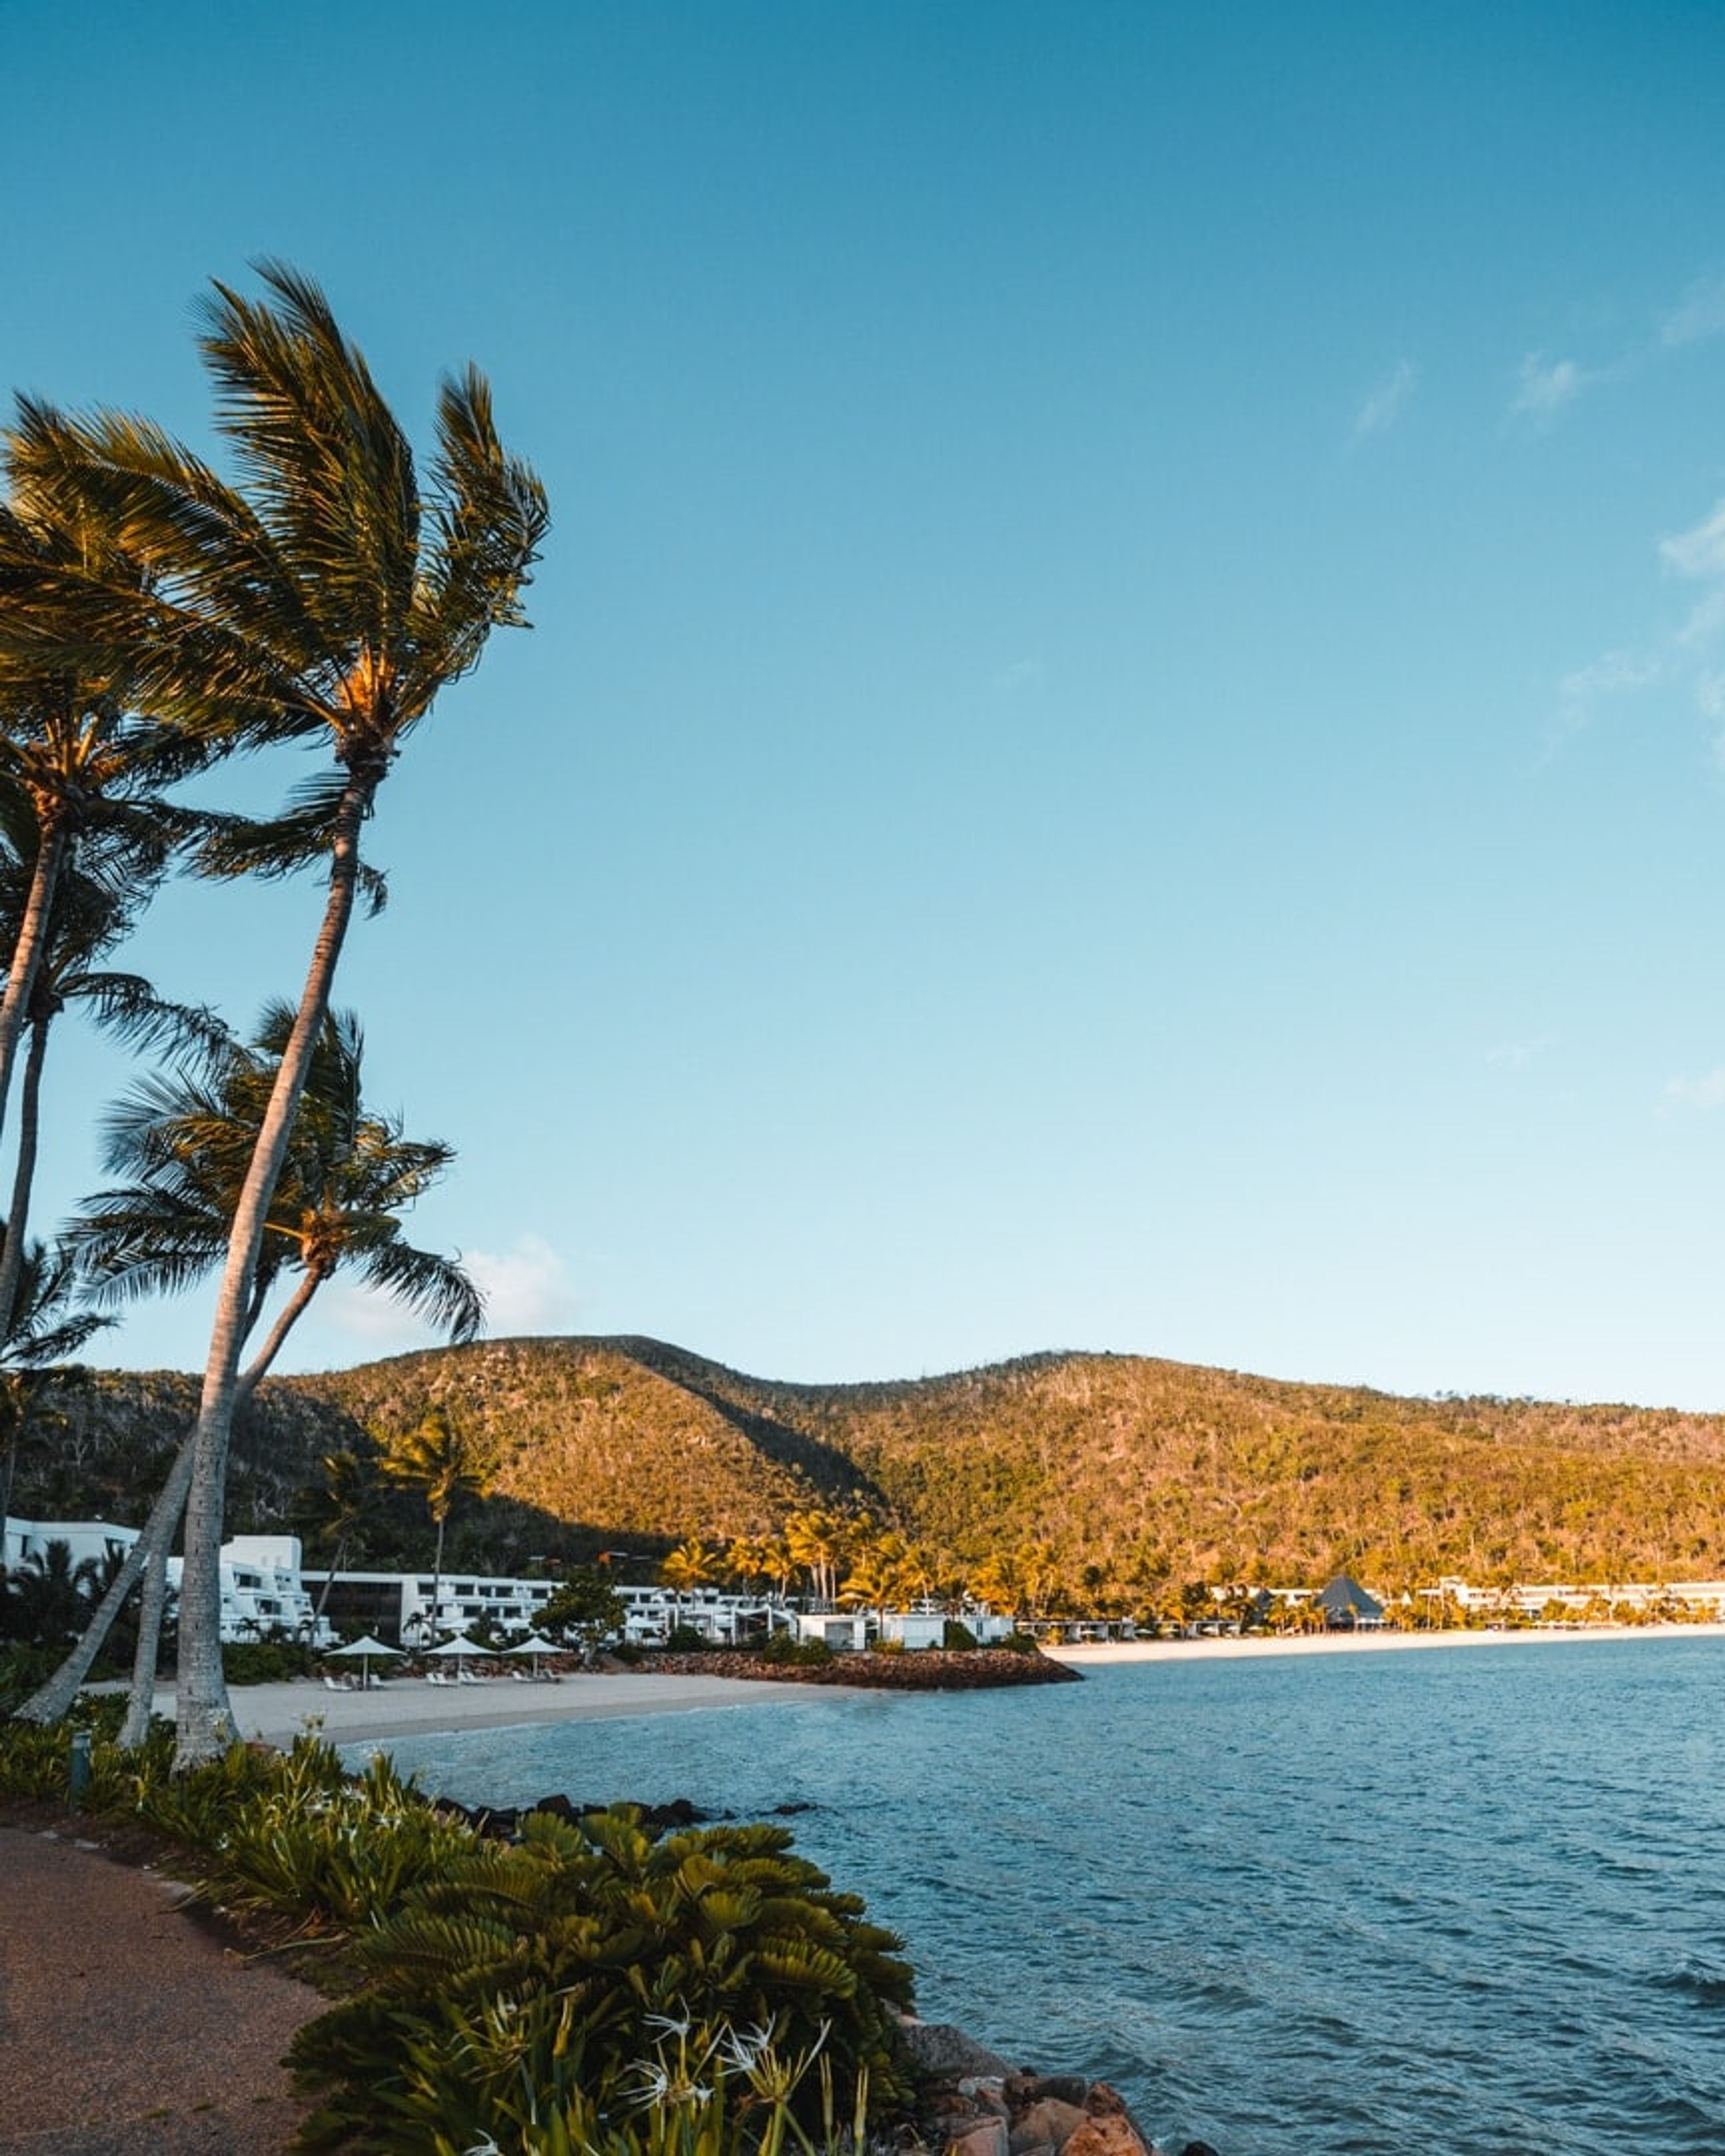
[18,1336,1725,1601]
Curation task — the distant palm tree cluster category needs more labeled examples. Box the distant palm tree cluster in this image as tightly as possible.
[0,265,547,1762]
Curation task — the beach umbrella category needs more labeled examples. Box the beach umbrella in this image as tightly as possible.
[329,1634,402,1687]
[504,1631,560,1676]
[428,1633,484,1670]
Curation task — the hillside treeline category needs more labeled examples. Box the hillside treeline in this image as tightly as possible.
[17,1335,1725,1596]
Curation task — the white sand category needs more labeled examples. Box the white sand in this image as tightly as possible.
[136,1668,853,1751]
[131,1625,1725,1751]
[1043,1621,1725,1669]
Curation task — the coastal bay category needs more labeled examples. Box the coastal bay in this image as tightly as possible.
[344,1632,1725,2156]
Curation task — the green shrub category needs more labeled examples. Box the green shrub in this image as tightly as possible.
[0,1643,65,1714]
[941,1619,978,1652]
[211,1753,475,1929]
[755,1634,834,1669]
[289,1805,915,2152]
[664,1624,712,1652]
[223,1638,316,1685]
[869,1637,906,1656]
[995,1630,1039,1655]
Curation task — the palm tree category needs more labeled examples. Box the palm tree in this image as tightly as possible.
[659,1535,720,1636]
[0,851,219,1365]
[69,999,481,1376]
[785,1508,849,1608]
[2,1536,100,1646]
[295,1449,380,1629]
[9,265,546,1761]
[16,1003,481,1735]
[0,1241,111,1561]
[380,1406,492,1644]
[0,494,208,1194]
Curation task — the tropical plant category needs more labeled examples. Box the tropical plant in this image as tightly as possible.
[1,1534,99,1644]
[538,1565,627,1655]
[287,1804,915,2151]
[295,1448,382,1627]
[9,262,546,1763]
[0,1245,110,1563]
[19,1000,480,1736]
[69,998,481,1371]
[381,1404,493,1640]
[0,493,209,1202]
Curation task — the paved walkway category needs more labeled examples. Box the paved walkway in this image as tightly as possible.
[0,1822,323,2154]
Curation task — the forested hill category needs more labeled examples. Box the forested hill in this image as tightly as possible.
[22,1335,1725,1593]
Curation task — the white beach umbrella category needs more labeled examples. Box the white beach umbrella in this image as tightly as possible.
[504,1631,560,1675]
[329,1634,402,1687]
[428,1634,484,1666]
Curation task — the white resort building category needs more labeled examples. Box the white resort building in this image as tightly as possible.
[3,1517,334,1646]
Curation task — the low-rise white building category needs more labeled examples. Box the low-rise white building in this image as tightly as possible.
[5,1517,332,1645]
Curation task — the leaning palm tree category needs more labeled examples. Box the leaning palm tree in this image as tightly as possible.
[9,264,546,1761]
[17,1000,482,1734]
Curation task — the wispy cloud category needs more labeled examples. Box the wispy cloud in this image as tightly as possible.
[465,1233,584,1336]
[1550,647,1663,747]
[1558,649,1662,707]
[1664,1069,1725,1110]
[1660,500,1725,583]
[1659,500,1725,660]
[1352,358,1417,441]
[1511,352,1589,423]
[1660,274,1725,349]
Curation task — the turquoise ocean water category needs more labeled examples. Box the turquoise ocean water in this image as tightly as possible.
[362,1639,1725,2155]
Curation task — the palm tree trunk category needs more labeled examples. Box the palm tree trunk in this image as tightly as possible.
[312,1534,349,1626]
[15,1433,195,1723]
[0,818,65,1158]
[16,1250,334,1735]
[174,767,375,1768]
[429,1510,447,1644]
[238,1265,324,1395]
[0,1013,53,1351]
[119,1532,176,1749]
[118,1296,319,1747]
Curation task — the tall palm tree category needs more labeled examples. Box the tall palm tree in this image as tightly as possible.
[9,264,547,1761]
[17,999,482,1735]
[380,1405,492,1645]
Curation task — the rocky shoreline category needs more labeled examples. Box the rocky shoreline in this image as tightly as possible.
[901,2019,1216,2156]
[632,1645,1084,1691]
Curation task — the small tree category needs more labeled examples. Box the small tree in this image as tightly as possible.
[536,1567,624,1659]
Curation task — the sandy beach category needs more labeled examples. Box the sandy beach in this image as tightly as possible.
[117,1622,1725,1754]
[128,1667,854,1751]
[1042,1620,1725,1669]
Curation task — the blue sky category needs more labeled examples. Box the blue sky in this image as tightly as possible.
[7,1,1725,1408]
